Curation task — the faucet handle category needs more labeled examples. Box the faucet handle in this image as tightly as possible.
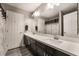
[54,35,59,40]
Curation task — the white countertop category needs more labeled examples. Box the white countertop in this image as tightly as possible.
[24,32,79,56]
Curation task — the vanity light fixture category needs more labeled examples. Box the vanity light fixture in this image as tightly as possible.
[32,11,40,17]
[32,3,60,17]
[47,3,54,9]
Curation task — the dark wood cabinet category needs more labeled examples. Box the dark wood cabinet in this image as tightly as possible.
[53,49,69,56]
[46,46,55,56]
[24,35,69,56]
[24,35,37,55]
[36,41,47,56]
[29,38,37,55]
[24,35,31,47]
[36,44,45,56]
[46,46,69,56]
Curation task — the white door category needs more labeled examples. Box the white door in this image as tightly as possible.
[63,11,77,36]
[5,10,24,49]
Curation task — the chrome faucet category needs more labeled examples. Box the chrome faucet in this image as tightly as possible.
[54,35,59,40]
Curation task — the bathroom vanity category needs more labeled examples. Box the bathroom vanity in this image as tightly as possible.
[24,32,79,56]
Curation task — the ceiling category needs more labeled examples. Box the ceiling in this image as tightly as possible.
[40,3,77,19]
[7,3,77,19]
[7,3,42,13]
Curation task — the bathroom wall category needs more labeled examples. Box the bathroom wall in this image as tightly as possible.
[0,11,6,55]
[24,17,45,34]
[45,23,59,35]
[51,23,60,35]
[45,18,60,35]
[0,4,30,55]
[37,18,45,33]
[24,17,37,33]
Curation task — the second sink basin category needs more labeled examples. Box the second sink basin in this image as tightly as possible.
[46,38,63,45]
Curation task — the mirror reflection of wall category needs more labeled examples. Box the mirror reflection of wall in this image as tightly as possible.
[45,18,60,35]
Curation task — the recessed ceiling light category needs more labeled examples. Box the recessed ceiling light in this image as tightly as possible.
[46,3,60,9]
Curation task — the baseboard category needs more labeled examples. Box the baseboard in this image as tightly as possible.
[8,46,26,51]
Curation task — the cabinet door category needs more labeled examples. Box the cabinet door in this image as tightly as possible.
[30,38,37,55]
[5,10,24,49]
[36,41,46,56]
[64,11,77,36]
[46,46,55,56]
[24,35,29,47]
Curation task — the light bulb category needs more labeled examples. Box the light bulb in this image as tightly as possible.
[46,3,60,9]
[47,3,54,9]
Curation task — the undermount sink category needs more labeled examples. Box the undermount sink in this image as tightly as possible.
[46,38,63,45]
[53,39,62,44]
[34,34,63,45]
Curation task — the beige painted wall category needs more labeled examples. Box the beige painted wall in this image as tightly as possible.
[0,4,30,55]
[0,12,6,55]
[24,17,45,34]
[45,23,60,35]
[24,17,37,33]
[37,18,45,33]
[51,23,60,35]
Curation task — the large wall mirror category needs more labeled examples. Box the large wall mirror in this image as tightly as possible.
[45,18,60,35]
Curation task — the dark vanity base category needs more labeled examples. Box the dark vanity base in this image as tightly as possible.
[24,35,69,56]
